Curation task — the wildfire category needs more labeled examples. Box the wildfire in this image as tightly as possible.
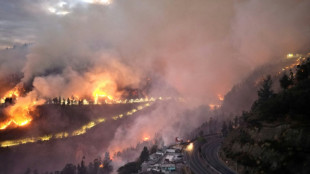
[0,84,44,130]
[217,94,224,101]
[1,99,44,130]
[209,104,220,110]
[0,102,155,148]
[0,120,14,130]
[0,85,22,103]
[92,81,117,104]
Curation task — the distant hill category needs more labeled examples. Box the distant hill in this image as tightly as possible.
[221,57,303,117]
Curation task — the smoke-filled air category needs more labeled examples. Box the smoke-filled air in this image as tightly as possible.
[0,0,310,174]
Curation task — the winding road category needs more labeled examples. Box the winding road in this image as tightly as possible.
[185,135,237,174]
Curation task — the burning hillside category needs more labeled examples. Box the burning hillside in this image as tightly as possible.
[0,72,154,131]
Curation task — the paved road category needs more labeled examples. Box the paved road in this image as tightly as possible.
[202,137,236,174]
[185,141,214,174]
[186,136,237,174]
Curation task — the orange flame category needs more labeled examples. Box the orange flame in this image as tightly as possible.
[209,104,220,110]
[92,80,118,104]
[0,85,44,130]
[0,86,21,103]
[217,94,224,101]
[143,136,150,141]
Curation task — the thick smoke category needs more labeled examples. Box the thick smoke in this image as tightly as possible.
[16,0,310,104]
[0,45,28,96]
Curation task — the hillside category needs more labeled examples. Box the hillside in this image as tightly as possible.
[221,57,300,116]
[221,58,310,174]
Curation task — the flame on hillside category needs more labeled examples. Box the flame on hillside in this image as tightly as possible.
[0,84,23,103]
[0,102,155,147]
[0,90,45,130]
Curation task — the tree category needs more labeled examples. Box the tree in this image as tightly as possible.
[257,75,274,102]
[150,144,158,154]
[280,73,292,90]
[77,157,87,174]
[296,63,308,81]
[138,147,149,164]
[93,158,101,174]
[289,69,294,82]
[53,97,58,104]
[101,152,113,174]
[62,164,76,174]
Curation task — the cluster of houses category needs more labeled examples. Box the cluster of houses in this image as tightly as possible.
[140,143,188,174]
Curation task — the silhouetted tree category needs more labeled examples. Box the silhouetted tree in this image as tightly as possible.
[257,75,274,102]
[289,69,294,83]
[62,164,76,174]
[280,73,292,90]
[101,152,113,174]
[150,144,158,154]
[93,158,101,174]
[296,62,309,81]
[53,97,58,104]
[77,157,87,174]
[138,147,149,164]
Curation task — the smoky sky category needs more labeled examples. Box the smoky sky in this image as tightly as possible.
[1,0,310,104]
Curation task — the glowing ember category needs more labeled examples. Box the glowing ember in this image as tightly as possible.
[143,136,150,141]
[209,104,220,110]
[217,94,224,101]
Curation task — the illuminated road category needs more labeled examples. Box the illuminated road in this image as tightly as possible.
[186,141,214,174]
[186,135,237,174]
